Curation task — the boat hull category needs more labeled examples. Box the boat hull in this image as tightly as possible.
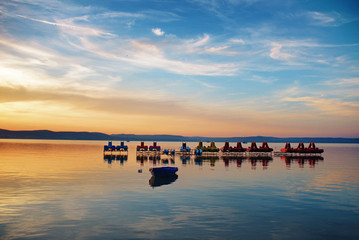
[149,167,178,176]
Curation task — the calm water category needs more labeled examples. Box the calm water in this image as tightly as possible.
[0,140,358,240]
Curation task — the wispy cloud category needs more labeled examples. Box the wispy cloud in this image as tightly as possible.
[97,11,144,19]
[127,41,239,76]
[183,34,241,55]
[204,46,239,55]
[191,34,210,47]
[195,80,220,89]
[16,14,115,38]
[247,75,277,84]
[283,96,359,116]
[269,42,295,61]
[308,11,336,25]
[325,78,359,87]
[306,11,349,27]
[230,38,245,44]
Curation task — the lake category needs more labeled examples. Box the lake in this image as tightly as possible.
[0,140,358,240]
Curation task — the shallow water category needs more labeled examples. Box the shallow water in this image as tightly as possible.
[0,140,358,240]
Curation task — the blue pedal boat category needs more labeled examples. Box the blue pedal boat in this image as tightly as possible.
[149,167,178,176]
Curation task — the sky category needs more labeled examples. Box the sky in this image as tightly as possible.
[0,0,358,138]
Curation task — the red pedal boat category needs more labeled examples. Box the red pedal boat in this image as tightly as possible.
[281,142,323,153]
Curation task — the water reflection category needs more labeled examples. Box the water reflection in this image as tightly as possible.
[149,174,178,188]
[222,156,245,167]
[161,156,175,165]
[194,156,219,166]
[249,156,273,170]
[111,151,325,169]
[180,155,191,165]
[136,153,176,166]
[103,154,128,165]
[149,154,161,164]
[281,155,324,168]
[220,156,273,169]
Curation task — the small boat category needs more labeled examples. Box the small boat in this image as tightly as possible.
[195,149,203,155]
[180,142,191,152]
[137,141,148,151]
[149,167,178,176]
[149,142,161,151]
[104,141,128,151]
[163,149,175,155]
[196,141,219,152]
[221,141,246,152]
[281,142,324,154]
[246,142,273,152]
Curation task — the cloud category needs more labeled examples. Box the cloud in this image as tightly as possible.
[179,34,243,55]
[195,80,220,89]
[127,41,238,76]
[54,35,239,76]
[0,38,121,97]
[204,47,239,55]
[192,34,210,47]
[1,15,241,78]
[230,38,245,44]
[306,11,349,27]
[97,11,144,19]
[283,96,359,116]
[16,14,115,38]
[269,43,295,61]
[205,46,229,54]
[152,28,165,36]
[309,11,335,24]
[247,75,277,84]
[325,78,359,87]
[0,38,55,61]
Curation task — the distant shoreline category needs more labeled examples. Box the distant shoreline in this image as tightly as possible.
[1,129,358,144]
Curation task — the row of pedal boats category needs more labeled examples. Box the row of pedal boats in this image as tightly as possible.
[104,141,324,179]
[104,141,324,154]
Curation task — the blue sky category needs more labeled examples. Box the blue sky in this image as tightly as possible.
[0,0,358,137]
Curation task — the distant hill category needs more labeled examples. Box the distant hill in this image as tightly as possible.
[0,129,109,140]
[0,129,358,143]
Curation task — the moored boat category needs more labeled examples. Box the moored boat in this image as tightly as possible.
[149,142,161,151]
[180,142,191,152]
[221,141,247,152]
[247,142,273,152]
[104,141,128,151]
[281,142,324,154]
[137,141,148,151]
[149,167,178,176]
[196,141,219,152]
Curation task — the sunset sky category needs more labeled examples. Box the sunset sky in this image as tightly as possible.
[0,0,358,137]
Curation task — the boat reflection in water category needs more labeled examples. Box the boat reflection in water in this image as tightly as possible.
[180,155,191,165]
[221,156,273,169]
[221,156,245,168]
[149,174,178,188]
[194,156,219,166]
[161,156,175,165]
[149,167,179,188]
[136,155,148,166]
[249,156,273,170]
[103,154,128,165]
[281,155,324,168]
